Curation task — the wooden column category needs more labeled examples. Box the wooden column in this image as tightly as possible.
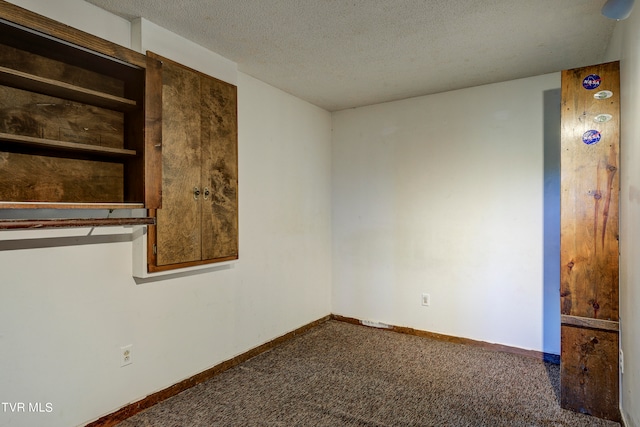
[560,61,620,421]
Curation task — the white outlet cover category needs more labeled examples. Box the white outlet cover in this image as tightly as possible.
[421,293,430,306]
[121,344,133,367]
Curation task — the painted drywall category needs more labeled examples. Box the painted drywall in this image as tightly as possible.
[5,0,130,47]
[0,1,332,426]
[607,9,640,427]
[131,18,237,86]
[332,73,561,354]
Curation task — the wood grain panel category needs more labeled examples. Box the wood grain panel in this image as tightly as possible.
[0,86,124,149]
[0,133,135,157]
[0,65,137,111]
[200,76,239,260]
[560,325,619,421]
[147,53,238,272]
[143,54,163,209]
[560,61,619,321]
[560,61,620,421]
[0,42,124,96]
[561,315,619,332]
[155,57,202,266]
[0,151,123,203]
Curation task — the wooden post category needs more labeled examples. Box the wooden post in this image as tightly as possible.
[560,61,620,421]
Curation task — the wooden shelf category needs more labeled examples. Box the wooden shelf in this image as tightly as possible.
[0,3,162,210]
[0,65,138,112]
[0,217,155,230]
[0,132,137,158]
[0,202,145,209]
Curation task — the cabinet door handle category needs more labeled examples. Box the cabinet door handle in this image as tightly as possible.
[204,187,210,200]
[194,186,200,200]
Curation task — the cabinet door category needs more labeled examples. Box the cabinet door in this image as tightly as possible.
[200,76,239,260]
[148,52,238,271]
[155,57,202,266]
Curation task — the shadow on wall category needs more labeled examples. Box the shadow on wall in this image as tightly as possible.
[0,209,143,250]
[543,87,562,380]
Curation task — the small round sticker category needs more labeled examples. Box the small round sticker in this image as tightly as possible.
[594,90,613,99]
[594,114,613,123]
[582,129,601,145]
[582,74,602,90]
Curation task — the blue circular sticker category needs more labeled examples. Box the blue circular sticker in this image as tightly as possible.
[582,74,601,90]
[582,129,601,145]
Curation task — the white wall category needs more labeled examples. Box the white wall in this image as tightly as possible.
[5,0,130,47]
[2,0,635,426]
[0,1,332,426]
[608,9,640,427]
[332,73,561,354]
[131,18,237,86]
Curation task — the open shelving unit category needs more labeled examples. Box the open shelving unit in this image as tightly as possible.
[0,65,139,111]
[0,1,162,229]
[0,132,138,158]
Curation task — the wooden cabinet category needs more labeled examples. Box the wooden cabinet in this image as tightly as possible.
[147,52,238,273]
[0,1,161,213]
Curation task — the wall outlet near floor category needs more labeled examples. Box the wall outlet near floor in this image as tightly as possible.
[121,345,133,367]
[619,349,624,374]
[421,293,430,306]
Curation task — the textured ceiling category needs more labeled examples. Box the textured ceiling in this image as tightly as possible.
[85,0,616,111]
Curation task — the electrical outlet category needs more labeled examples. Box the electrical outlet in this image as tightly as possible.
[620,349,624,374]
[121,345,133,367]
[421,293,430,306]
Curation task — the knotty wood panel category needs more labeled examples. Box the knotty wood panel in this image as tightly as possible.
[0,151,123,203]
[560,325,619,421]
[200,76,239,260]
[560,61,620,421]
[154,56,202,266]
[560,61,619,321]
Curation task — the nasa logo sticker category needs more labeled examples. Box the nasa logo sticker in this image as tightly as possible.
[582,74,601,90]
[582,129,601,145]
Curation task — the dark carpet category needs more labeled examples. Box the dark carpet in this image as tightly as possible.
[117,320,620,427]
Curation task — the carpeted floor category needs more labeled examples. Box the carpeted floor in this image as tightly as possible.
[117,320,620,427]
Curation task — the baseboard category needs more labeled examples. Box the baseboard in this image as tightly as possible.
[620,408,634,427]
[85,314,331,427]
[331,314,561,364]
[86,313,560,426]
